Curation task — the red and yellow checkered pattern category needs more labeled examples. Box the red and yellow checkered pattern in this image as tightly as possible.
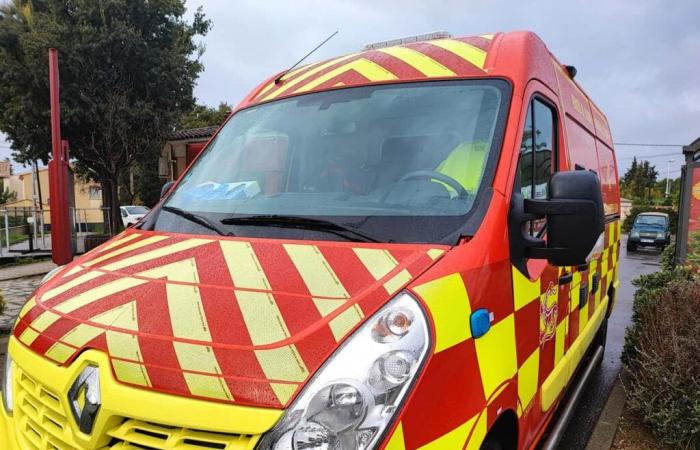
[13,230,447,409]
[384,220,620,449]
[250,35,496,105]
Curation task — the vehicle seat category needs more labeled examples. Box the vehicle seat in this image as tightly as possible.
[435,141,490,194]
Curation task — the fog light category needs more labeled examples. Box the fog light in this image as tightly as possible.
[368,351,415,392]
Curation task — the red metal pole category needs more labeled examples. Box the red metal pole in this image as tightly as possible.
[48,48,73,265]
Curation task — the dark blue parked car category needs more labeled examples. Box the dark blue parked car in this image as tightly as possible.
[627,212,671,251]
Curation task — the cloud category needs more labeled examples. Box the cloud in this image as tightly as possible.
[186,0,700,177]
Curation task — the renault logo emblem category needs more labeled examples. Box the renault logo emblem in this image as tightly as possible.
[68,365,101,434]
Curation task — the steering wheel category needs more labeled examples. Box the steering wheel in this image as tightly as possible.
[398,170,470,199]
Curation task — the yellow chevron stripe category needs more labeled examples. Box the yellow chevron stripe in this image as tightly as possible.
[41,271,105,301]
[285,244,349,299]
[255,345,309,382]
[183,373,232,400]
[112,360,151,387]
[285,244,363,340]
[98,232,142,252]
[174,341,232,400]
[256,60,326,98]
[101,238,211,272]
[53,277,148,314]
[428,39,487,70]
[138,258,210,342]
[45,301,147,368]
[262,53,358,101]
[220,241,271,290]
[353,248,398,280]
[270,383,298,405]
[17,297,36,321]
[83,235,170,268]
[378,46,454,77]
[295,58,398,94]
[173,342,221,373]
[353,248,411,295]
[236,291,291,345]
[219,241,305,399]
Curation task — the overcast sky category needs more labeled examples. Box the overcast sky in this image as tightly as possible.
[3,0,698,177]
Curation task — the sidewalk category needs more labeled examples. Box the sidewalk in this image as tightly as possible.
[0,259,56,281]
[0,260,55,333]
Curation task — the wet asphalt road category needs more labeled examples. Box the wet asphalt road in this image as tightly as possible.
[555,235,661,450]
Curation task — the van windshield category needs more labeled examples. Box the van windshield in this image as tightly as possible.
[158,80,510,243]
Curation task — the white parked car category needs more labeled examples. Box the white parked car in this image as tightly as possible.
[120,205,150,227]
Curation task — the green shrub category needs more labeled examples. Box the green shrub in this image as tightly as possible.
[622,205,678,233]
[659,242,677,272]
[622,275,700,448]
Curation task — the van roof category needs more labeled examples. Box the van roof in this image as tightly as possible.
[246,33,496,105]
[237,30,613,149]
[638,212,669,217]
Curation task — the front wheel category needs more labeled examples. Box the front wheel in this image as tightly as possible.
[595,317,609,355]
[480,441,504,450]
[627,243,637,252]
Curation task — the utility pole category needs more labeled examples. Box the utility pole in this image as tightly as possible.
[665,159,675,197]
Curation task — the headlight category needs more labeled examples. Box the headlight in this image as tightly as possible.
[257,292,430,450]
[2,351,12,413]
[630,230,639,238]
[657,232,665,239]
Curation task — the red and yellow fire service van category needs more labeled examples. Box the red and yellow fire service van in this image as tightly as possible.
[1,31,620,450]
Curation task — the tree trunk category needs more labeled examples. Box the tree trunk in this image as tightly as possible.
[108,174,123,234]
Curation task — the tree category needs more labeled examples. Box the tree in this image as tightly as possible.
[0,0,210,231]
[620,158,660,202]
[180,102,231,129]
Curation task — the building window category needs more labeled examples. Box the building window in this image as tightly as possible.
[89,186,102,200]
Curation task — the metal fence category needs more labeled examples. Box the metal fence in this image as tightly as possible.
[0,206,114,257]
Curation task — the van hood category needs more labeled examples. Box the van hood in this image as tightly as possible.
[14,230,446,408]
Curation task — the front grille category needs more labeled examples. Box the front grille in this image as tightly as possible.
[107,420,256,449]
[15,368,73,450]
[13,367,258,450]
[639,232,657,238]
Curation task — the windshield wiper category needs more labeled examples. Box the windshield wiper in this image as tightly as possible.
[162,205,233,237]
[221,215,383,243]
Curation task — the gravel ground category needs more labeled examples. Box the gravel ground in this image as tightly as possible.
[0,275,43,333]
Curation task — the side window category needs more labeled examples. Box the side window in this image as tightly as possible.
[516,97,558,236]
[533,101,555,200]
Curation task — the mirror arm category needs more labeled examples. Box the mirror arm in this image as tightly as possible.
[524,198,598,216]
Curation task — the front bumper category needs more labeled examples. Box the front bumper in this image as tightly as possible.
[628,236,668,247]
[1,336,282,449]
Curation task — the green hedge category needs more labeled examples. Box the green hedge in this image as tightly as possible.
[622,205,677,233]
[622,247,699,447]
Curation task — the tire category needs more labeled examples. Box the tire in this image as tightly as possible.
[595,317,609,354]
[627,243,637,252]
[480,441,504,450]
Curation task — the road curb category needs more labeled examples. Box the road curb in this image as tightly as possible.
[585,377,626,450]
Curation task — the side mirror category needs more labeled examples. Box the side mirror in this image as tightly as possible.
[510,171,605,273]
[160,181,175,199]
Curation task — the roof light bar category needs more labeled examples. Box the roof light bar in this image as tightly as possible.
[364,31,452,50]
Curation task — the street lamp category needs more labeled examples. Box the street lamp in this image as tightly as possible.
[665,159,675,197]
